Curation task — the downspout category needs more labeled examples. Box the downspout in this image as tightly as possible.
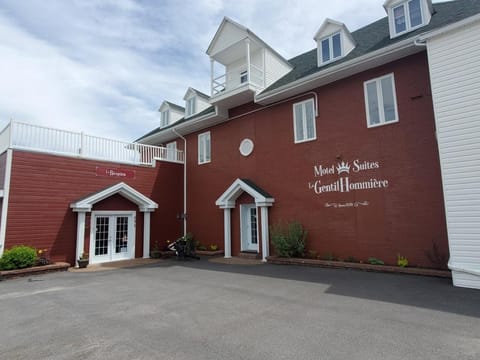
[172,128,187,236]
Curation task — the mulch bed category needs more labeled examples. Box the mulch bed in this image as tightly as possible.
[0,262,70,280]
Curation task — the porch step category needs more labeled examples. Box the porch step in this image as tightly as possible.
[238,251,261,260]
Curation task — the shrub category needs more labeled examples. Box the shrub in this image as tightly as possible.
[397,254,409,267]
[270,221,307,258]
[368,257,385,265]
[0,245,37,270]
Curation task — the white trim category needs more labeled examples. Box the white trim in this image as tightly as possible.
[215,178,274,208]
[388,0,426,38]
[240,204,259,252]
[70,182,158,213]
[418,13,480,41]
[0,149,13,256]
[143,212,151,259]
[223,208,232,258]
[293,98,317,144]
[75,212,86,267]
[260,206,269,262]
[198,131,211,164]
[89,211,136,264]
[364,73,399,128]
[318,32,342,66]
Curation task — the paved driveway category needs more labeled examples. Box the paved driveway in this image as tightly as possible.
[1,258,479,360]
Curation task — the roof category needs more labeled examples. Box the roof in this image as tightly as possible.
[264,0,480,92]
[136,106,216,142]
[183,87,210,101]
[215,178,275,208]
[137,0,480,143]
[159,101,185,113]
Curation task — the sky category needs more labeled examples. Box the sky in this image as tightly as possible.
[0,0,402,142]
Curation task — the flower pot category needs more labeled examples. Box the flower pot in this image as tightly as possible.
[77,259,89,269]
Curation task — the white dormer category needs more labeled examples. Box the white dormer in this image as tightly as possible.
[314,19,356,67]
[183,88,211,118]
[158,101,185,128]
[206,17,292,108]
[384,0,433,38]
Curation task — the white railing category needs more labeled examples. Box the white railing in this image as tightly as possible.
[0,121,184,165]
[211,65,265,96]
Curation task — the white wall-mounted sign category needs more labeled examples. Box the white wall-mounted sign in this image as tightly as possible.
[308,159,389,195]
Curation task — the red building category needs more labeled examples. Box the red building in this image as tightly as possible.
[1,0,479,289]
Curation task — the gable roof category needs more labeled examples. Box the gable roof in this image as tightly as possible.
[263,0,480,93]
[183,87,210,101]
[215,178,274,208]
[158,101,185,113]
[70,182,158,212]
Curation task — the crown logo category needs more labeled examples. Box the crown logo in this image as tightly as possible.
[336,161,350,175]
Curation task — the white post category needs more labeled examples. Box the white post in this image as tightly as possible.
[224,208,232,258]
[245,39,251,83]
[75,212,86,267]
[210,57,215,97]
[143,212,151,258]
[261,207,269,262]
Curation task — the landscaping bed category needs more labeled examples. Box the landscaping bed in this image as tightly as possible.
[196,250,224,256]
[266,256,451,278]
[0,262,70,280]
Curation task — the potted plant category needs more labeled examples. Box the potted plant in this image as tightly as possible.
[77,252,89,268]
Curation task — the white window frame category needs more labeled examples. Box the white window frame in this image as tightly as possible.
[160,110,169,128]
[363,73,399,128]
[319,32,342,65]
[390,0,424,37]
[293,98,316,144]
[198,131,211,164]
[185,97,196,117]
[166,141,177,161]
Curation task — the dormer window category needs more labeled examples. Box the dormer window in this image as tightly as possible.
[186,97,196,117]
[320,33,342,64]
[161,110,169,127]
[314,19,356,68]
[385,0,432,38]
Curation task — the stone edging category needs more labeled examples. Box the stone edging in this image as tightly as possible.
[0,262,71,280]
[266,256,451,278]
[196,250,224,256]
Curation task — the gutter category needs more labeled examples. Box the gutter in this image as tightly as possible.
[255,36,419,104]
[172,128,187,237]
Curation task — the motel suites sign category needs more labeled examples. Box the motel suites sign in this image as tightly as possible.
[308,159,389,207]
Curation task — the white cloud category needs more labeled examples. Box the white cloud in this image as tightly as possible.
[0,0,389,141]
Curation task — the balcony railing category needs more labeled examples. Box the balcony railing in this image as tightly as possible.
[212,64,264,96]
[0,121,184,165]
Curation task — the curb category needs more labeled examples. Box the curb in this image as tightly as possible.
[266,256,451,278]
[0,262,71,280]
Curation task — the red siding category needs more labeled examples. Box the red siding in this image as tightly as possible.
[185,52,448,268]
[5,151,183,264]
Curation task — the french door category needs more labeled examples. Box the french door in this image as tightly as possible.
[240,204,259,252]
[90,211,135,264]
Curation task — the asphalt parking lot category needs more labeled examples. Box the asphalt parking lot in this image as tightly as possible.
[1,258,479,360]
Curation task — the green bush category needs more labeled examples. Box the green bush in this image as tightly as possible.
[270,221,307,258]
[0,245,37,270]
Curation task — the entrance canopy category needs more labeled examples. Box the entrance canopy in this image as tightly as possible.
[70,182,158,213]
[215,178,274,208]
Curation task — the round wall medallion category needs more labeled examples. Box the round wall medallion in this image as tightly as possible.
[239,138,254,156]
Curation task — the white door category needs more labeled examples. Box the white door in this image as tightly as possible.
[90,212,135,264]
[240,204,259,252]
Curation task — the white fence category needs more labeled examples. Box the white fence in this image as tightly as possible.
[211,64,265,96]
[0,121,184,165]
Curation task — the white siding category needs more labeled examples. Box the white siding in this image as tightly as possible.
[209,22,246,55]
[427,20,480,289]
[264,49,292,88]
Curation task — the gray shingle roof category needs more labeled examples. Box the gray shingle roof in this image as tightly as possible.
[264,0,480,92]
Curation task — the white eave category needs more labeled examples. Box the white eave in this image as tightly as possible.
[417,12,480,41]
[139,107,228,145]
[255,36,421,105]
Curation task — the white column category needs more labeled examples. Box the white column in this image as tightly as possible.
[210,57,215,96]
[143,211,151,258]
[261,207,269,262]
[245,39,251,83]
[75,212,86,267]
[224,208,232,258]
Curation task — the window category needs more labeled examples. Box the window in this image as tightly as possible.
[186,97,196,117]
[160,110,169,127]
[364,73,399,128]
[293,99,316,143]
[320,33,342,64]
[166,141,177,161]
[392,0,423,35]
[198,132,211,164]
[240,70,248,84]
